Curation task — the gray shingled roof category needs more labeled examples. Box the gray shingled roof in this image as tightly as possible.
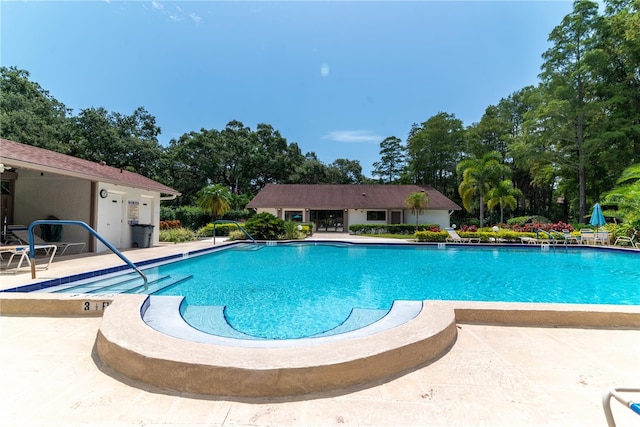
[247,184,461,210]
[0,139,180,195]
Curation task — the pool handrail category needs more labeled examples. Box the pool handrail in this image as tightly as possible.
[603,387,640,426]
[213,220,255,244]
[548,230,567,244]
[536,229,556,245]
[27,220,148,288]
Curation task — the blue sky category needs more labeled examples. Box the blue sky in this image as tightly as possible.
[2,1,573,176]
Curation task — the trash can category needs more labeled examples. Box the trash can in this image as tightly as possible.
[131,224,154,248]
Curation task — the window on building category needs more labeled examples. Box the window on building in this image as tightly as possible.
[284,210,303,222]
[366,211,386,221]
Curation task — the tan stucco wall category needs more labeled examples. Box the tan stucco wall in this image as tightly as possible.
[14,170,92,244]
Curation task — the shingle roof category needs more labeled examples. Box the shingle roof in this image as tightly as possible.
[247,184,461,210]
[0,139,180,195]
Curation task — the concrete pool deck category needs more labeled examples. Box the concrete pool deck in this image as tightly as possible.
[1,234,640,425]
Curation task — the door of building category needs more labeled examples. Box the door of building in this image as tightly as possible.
[309,210,345,232]
[102,193,123,248]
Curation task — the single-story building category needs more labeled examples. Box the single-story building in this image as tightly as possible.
[246,184,461,232]
[0,139,180,252]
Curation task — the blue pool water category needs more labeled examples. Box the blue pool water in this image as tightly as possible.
[140,243,640,339]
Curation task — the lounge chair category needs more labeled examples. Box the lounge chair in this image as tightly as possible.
[613,230,637,247]
[519,236,539,244]
[0,244,57,271]
[562,229,579,244]
[519,236,552,245]
[596,231,611,245]
[603,387,640,426]
[11,229,85,256]
[445,227,480,243]
[580,229,597,245]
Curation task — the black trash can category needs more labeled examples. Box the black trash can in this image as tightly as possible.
[131,224,154,248]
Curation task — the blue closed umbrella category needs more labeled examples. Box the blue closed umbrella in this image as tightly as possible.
[589,203,606,232]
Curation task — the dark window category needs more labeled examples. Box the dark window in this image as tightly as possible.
[284,210,303,222]
[366,211,386,221]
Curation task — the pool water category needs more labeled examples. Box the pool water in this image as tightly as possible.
[147,243,640,339]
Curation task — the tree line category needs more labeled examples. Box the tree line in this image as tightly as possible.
[1,0,638,227]
[373,0,639,226]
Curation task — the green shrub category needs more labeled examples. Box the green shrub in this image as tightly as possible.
[282,221,305,240]
[159,227,196,243]
[243,212,285,240]
[300,224,312,236]
[195,223,241,238]
[222,209,253,221]
[227,230,249,241]
[349,223,440,234]
[161,206,211,230]
[160,206,176,221]
[414,231,448,242]
[507,215,551,226]
[415,229,532,243]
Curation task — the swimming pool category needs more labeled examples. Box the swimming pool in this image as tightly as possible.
[54,242,640,340]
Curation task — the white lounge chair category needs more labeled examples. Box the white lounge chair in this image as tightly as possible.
[580,229,597,245]
[0,244,57,271]
[519,236,552,245]
[613,230,637,247]
[11,230,85,256]
[445,227,480,243]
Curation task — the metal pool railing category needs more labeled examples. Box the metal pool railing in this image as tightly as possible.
[27,220,148,288]
[213,220,255,244]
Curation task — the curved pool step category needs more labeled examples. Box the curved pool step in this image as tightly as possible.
[312,307,389,337]
[141,295,423,348]
[97,294,457,397]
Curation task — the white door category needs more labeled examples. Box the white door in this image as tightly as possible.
[102,193,123,249]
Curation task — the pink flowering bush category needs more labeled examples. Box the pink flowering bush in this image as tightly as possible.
[509,221,573,233]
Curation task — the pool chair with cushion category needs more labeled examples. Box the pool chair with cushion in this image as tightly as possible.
[11,230,86,256]
[603,387,640,426]
[444,227,480,243]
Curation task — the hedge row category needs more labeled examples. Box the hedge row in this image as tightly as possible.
[349,224,440,234]
[414,230,541,243]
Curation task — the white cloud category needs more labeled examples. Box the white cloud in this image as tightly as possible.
[148,1,200,24]
[323,130,382,144]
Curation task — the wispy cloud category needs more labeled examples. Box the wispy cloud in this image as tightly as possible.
[149,1,201,24]
[323,130,382,144]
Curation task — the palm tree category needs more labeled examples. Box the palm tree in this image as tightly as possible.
[404,191,429,228]
[197,184,232,220]
[487,179,522,224]
[456,151,507,228]
[603,163,640,228]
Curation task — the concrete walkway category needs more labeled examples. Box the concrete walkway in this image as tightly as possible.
[2,316,639,426]
[1,235,639,426]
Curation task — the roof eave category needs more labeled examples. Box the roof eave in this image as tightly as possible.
[0,159,180,196]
